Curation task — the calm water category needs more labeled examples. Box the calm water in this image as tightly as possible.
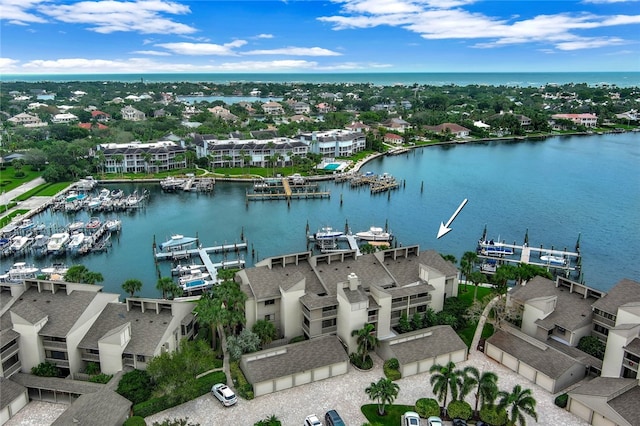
[3,72,639,87]
[2,133,638,297]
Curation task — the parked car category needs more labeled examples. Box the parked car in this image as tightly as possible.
[452,419,468,426]
[403,411,421,426]
[427,416,443,426]
[325,409,346,426]
[211,383,237,407]
[304,414,322,426]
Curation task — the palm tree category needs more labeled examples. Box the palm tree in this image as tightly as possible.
[194,292,225,349]
[429,361,459,411]
[252,319,276,346]
[464,367,498,417]
[492,264,517,294]
[351,323,379,364]
[468,270,486,301]
[63,265,103,284]
[497,384,538,426]
[365,377,400,416]
[121,278,143,297]
[455,366,478,402]
[156,276,175,299]
[460,251,478,284]
[113,154,125,176]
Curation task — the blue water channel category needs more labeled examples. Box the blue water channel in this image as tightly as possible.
[2,133,638,297]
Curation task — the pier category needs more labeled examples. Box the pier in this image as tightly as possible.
[246,178,330,202]
[154,242,248,261]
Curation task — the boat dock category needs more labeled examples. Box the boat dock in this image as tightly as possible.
[154,242,248,261]
[246,178,330,202]
[349,172,401,194]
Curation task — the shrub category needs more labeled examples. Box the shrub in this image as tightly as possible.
[383,358,401,381]
[230,360,254,400]
[479,404,508,426]
[577,335,606,360]
[349,353,373,370]
[288,335,306,344]
[123,416,147,426]
[415,398,440,418]
[152,418,199,426]
[89,373,113,384]
[447,400,472,420]
[84,362,100,375]
[31,362,61,377]
[555,393,569,408]
[254,415,282,426]
[133,395,172,418]
[117,369,153,405]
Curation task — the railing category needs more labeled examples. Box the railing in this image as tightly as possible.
[322,309,337,318]
[368,314,378,322]
[302,322,310,335]
[593,313,616,327]
[81,352,100,362]
[1,342,19,360]
[42,340,67,350]
[321,325,337,334]
[46,358,70,368]
[591,330,608,342]
[391,299,408,309]
[622,358,639,372]
[409,295,432,305]
[3,361,21,378]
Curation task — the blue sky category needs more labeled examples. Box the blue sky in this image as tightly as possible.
[1,0,639,74]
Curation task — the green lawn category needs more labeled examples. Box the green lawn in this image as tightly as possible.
[15,182,72,200]
[0,209,30,227]
[459,322,495,348]
[457,283,494,306]
[0,167,42,192]
[361,404,416,426]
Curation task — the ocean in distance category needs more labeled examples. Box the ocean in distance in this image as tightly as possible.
[3,72,640,88]
[2,133,638,298]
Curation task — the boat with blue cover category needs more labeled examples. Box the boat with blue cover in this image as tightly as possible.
[160,234,198,251]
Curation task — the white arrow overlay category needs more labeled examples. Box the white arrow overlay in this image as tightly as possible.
[437,198,468,239]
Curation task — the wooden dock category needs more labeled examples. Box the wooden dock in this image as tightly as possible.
[154,242,248,260]
[246,178,330,201]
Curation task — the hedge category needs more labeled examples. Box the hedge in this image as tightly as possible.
[555,393,569,408]
[383,358,401,381]
[123,416,147,426]
[415,398,440,418]
[479,404,508,426]
[447,400,472,421]
[230,361,254,400]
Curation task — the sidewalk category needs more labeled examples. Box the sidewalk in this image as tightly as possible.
[0,177,48,223]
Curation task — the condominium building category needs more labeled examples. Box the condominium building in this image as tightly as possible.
[297,129,366,158]
[236,245,459,356]
[98,140,187,174]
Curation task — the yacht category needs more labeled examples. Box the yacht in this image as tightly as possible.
[355,226,393,242]
[47,232,70,254]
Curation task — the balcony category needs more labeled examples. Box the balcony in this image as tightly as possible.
[81,352,100,362]
[321,308,337,318]
[593,312,616,327]
[321,325,337,334]
[46,358,70,368]
[42,340,68,350]
[622,358,639,372]
[368,314,378,323]
[3,361,21,378]
[1,341,19,360]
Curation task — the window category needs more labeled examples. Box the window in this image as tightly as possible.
[593,323,610,336]
[264,314,274,321]
[264,299,275,306]
[322,318,336,328]
[136,354,146,362]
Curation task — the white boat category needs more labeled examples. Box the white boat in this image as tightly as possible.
[33,234,50,248]
[9,235,32,252]
[17,218,36,231]
[478,239,514,256]
[85,217,102,232]
[68,221,85,232]
[171,263,204,276]
[67,232,85,252]
[179,270,214,292]
[540,255,567,266]
[355,226,393,242]
[311,227,344,241]
[47,232,70,253]
[160,234,198,251]
[76,176,97,191]
[110,188,124,199]
[105,218,122,232]
[41,263,69,276]
[0,262,40,282]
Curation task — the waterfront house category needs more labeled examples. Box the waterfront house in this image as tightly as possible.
[208,106,239,122]
[381,117,411,133]
[292,101,311,115]
[551,113,598,128]
[384,133,404,145]
[424,123,471,138]
[262,101,285,115]
[236,245,459,357]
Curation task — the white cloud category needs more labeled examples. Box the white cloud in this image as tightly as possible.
[0,0,48,24]
[156,40,247,55]
[39,0,196,34]
[243,47,342,56]
[0,57,21,71]
[319,1,640,51]
[131,50,172,56]
[256,33,274,39]
[583,0,639,3]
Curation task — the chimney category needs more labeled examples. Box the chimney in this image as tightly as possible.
[348,273,359,291]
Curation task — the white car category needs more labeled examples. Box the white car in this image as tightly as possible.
[304,414,322,426]
[403,411,421,426]
[427,416,443,426]
[211,383,237,406]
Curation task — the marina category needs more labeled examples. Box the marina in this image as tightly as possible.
[246,177,331,202]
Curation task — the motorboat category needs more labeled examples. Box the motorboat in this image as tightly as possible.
[172,263,204,276]
[179,270,214,292]
[68,221,85,232]
[478,239,514,257]
[47,232,70,254]
[540,255,567,266]
[110,188,124,199]
[355,226,393,242]
[75,176,97,191]
[33,234,50,248]
[67,232,85,252]
[41,263,69,276]
[85,217,102,231]
[160,176,187,191]
[0,262,40,282]
[311,227,344,241]
[17,218,36,231]
[160,234,198,252]
[288,173,305,185]
[105,218,122,232]
[9,235,32,252]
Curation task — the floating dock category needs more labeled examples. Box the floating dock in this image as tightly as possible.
[246,178,330,202]
[154,242,248,261]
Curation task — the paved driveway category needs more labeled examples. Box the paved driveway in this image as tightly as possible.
[6,352,590,426]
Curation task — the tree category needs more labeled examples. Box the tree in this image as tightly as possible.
[497,384,538,426]
[226,328,261,360]
[429,361,459,410]
[252,319,277,346]
[352,323,379,364]
[577,335,606,359]
[194,292,225,349]
[122,278,143,297]
[365,377,400,416]
[468,270,486,301]
[63,265,104,284]
[460,251,478,283]
[492,264,517,294]
[157,276,182,300]
[463,366,498,417]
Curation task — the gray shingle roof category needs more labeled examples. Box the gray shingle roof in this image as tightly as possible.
[3,287,98,338]
[486,329,584,379]
[608,385,640,425]
[591,278,640,314]
[78,303,176,356]
[623,337,640,357]
[11,373,104,394]
[0,378,26,410]
[52,390,131,426]
[386,325,467,365]
[241,335,348,384]
[569,377,637,397]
